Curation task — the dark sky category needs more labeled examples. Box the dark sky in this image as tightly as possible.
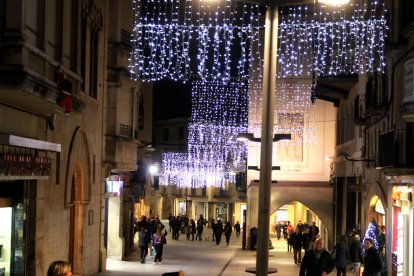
[152,78,192,120]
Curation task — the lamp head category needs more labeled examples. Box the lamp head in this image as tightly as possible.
[236,133,256,142]
[273,133,291,142]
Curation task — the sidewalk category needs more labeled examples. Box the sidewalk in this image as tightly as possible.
[94,229,300,276]
[94,231,351,276]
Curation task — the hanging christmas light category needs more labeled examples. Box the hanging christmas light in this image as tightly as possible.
[131,0,387,81]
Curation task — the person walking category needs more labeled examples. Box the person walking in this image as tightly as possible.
[196,216,204,241]
[276,222,282,240]
[138,227,151,263]
[362,238,383,276]
[152,225,166,264]
[210,218,216,241]
[234,221,241,238]
[191,219,196,241]
[349,233,363,276]
[332,235,349,276]
[300,238,334,276]
[215,219,223,245]
[288,227,304,264]
[224,221,232,246]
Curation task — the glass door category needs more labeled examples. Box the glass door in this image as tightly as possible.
[0,207,12,276]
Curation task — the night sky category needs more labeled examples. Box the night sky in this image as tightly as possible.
[152,78,192,120]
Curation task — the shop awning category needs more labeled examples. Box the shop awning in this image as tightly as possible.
[0,134,61,152]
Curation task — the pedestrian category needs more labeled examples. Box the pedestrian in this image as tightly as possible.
[186,223,191,240]
[302,227,311,252]
[288,227,304,264]
[234,221,241,238]
[362,238,383,276]
[196,215,204,241]
[191,219,196,241]
[332,235,349,276]
[224,221,233,246]
[138,227,151,263]
[152,224,166,264]
[276,222,282,240]
[47,260,72,276]
[215,219,223,245]
[309,222,320,242]
[299,238,334,276]
[210,218,216,241]
[349,233,363,276]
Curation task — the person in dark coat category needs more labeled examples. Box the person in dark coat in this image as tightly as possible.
[224,221,233,246]
[210,219,216,241]
[362,238,383,276]
[234,221,241,237]
[349,233,363,276]
[190,219,196,241]
[215,220,223,245]
[196,215,204,241]
[138,227,151,263]
[289,227,304,264]
[300,238,334,276]
[332,235,349,276]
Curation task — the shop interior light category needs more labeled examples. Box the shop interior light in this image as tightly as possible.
[318,0,350,5]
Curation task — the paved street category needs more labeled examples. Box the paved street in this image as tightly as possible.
[94,230,353,276]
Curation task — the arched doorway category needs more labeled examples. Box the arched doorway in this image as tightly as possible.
[367,195,386,227]
[269,201,328,251]
[69,161,85,274]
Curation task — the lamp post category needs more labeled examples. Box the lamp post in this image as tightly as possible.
[237,0,347,274]
[238,132,291,275]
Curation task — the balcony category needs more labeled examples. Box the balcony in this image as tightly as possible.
[377,129,414,175]
[0,67,85,116]
[365,73,387,117]
[213,189,230,199]
[105,124,138,171]
[315,74,358,107]
[354,94,368,125]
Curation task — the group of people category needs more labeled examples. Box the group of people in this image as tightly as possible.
[136,215,168,264]
[287,221,321,264]
[291,224,384,276]
[166,214,241,245]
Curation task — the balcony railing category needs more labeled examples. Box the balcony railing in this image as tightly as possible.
[354,94,368,125]
[378,129,414,168]
[119,124,133,139]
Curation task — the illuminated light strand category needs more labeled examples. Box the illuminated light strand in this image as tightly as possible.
[131,0,387,82]
[160,80,248,187]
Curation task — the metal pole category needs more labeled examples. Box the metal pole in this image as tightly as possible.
[256,3,279,275]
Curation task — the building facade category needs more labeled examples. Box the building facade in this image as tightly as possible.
[317,1,414,275]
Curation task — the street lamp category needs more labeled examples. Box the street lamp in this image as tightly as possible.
[239,132,290,274]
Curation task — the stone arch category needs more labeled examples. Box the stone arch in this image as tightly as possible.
[269,185,333,246]
[367,195,386,227]
[64,126,92,274]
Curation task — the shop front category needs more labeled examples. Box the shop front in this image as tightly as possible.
[0,134,60,276]
[390,181,414,276]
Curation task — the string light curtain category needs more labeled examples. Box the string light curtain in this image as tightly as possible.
[277,1,387,78]
[161,81,248,187]
[188,80,248,173]
[130,0,263,82]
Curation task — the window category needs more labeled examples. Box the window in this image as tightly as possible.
[177,126,184,139]
[162,128,169,141]
[89,28,98,98]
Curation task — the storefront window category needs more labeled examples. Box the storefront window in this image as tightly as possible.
[0,207,12,276]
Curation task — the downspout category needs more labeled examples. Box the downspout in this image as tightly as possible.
[99,0,109,271]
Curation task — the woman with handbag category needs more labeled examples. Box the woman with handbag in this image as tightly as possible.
[152,224,166,264]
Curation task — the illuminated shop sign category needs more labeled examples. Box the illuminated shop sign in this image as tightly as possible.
[0,153,52,176]
[105,175,123,196]
[392,185,413,214]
